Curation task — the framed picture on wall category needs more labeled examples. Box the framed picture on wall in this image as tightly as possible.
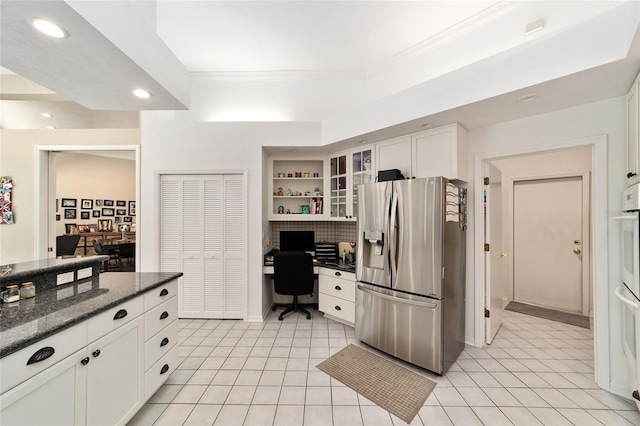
[102,208,114,217]
[92,210,100,218]
[56,199,59,212]
[80,211,90,219]
[116,209,126,216]
[65,223,77,233]
[128,201,136,216]
[114,216,121,223]
[124,216,132,223]
[103,200,114,206]
[116,200,126,207]
[61,198,76,208]
[96,200,103,207]
[77,225,90,233]
[64,209,76,219]
[81,199,93,209]
[89,224,98,232]
[56,214,60,221]
[118,224,130,232]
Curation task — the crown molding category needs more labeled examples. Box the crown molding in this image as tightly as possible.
[192,69,367,82]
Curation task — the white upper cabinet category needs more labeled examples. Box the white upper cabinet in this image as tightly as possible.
[626,72,640,186]
[412,123,468,182]
[268,156,328,221]
[376,136,412,179]
[328,148,374,220]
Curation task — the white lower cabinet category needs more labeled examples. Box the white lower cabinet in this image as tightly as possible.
[318,268,356,327]
[0,280,178,426]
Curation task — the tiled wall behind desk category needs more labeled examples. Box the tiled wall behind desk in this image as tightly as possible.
[271,221,357,248]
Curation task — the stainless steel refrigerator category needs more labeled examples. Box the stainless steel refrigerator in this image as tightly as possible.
[355,176,467,375]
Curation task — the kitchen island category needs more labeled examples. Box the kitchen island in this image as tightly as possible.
[0,267,182,426]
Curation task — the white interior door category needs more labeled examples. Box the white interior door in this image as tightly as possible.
[485,162,505,344]
[160,174,246,319]
[513,176,588,314]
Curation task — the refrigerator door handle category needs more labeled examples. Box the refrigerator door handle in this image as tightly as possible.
[389,190,399,281]
[382,188,392,278]
[357,285,438,309]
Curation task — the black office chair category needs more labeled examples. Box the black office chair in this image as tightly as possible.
[92,240,122,271]
[56,235,80,257]
[272,251,315,320]
[117,242,135,269]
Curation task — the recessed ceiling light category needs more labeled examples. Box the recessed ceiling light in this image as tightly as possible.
[30,18,67,38]
[133,89,151,99]
[46,126,56,130]
[517,94,539,103]
[525,19,544,35]
[41,112,53,118]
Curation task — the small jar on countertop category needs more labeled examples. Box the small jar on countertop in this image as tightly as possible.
[1,285,20,303]
[20,282,36,299]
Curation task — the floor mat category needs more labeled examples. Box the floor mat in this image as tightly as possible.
[505,301,590,329]
[316,344,436,424]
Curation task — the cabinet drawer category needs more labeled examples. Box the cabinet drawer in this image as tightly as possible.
[319,276,355,302]
[145,296,178,340]
[87,296,143,343]
[145,345,178,400]
[144,280,178,310]
[319,293,355,325]
[318,268,355,280]
[145,320,178,371]
[0,323,87,392]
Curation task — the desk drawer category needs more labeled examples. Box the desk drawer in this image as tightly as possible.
[319,277,355,302]
[145,296,178,340]
[319,293,355,325]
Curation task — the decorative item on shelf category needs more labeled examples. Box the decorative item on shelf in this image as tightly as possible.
[286,188,293,196]
[277,205,285,214]
[288,173,293,178]
[301,205,310,214]
[304,190,311,196]
[313,172,319,177]
[304,172,310,178]
[277,172,286,178]
[314,187,322,196]
[286,208,291,214]
[277,187,284,196]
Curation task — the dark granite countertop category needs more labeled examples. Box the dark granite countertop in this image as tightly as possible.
[0,272,182,358]
[0,256,109,284]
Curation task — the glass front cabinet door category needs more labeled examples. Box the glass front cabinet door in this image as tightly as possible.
[329,148,374,220]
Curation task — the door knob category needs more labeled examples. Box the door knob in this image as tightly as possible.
[500,252,507,257]
[573,248,581,254]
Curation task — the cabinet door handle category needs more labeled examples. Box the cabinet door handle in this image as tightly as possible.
[160,364,169,375]
[92,349,101,358]
[335,305,342,311]
[160,311,169,320]
[160,288,169,297]
[81,357,90,366]
[335,272,341,276]
[27,346,55,365]
[335,285,342,291]
[113,309,128,320]
[628,172,637,179]
[160,337,170,347]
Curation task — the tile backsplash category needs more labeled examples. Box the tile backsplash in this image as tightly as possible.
[271,221,357,249]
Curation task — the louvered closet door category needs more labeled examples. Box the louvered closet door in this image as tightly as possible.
[160,174,245,319]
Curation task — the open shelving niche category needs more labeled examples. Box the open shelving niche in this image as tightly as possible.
[269,157,327,220]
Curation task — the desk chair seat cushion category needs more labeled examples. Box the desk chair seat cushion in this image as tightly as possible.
[273,252,315,320]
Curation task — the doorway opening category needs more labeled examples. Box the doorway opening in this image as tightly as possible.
[34,145,140,265]
[474,134,608,388]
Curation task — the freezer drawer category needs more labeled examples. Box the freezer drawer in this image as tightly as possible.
[355,284,443,374]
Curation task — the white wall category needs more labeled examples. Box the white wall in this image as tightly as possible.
[467,96,628,397]
[55,153,136,235]
[138,113,321,321]
[0,129,140,265]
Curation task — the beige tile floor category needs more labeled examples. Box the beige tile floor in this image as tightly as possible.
[128,308,640,425]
